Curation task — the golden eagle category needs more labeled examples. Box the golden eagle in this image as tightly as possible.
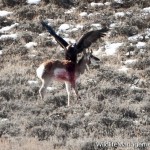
[41,21,108,63]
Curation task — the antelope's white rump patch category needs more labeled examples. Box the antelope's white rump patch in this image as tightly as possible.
[36,64,45,79]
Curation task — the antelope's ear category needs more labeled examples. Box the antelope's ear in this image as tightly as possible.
[90,54,100,65]
[91,55,100,61]
[83,49,87,55]
[90,49,93,54]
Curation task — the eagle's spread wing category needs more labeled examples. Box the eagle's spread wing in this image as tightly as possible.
[41,21,69,49]
[75,27,109,53]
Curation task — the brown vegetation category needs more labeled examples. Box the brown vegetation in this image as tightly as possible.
[0,0,150,150]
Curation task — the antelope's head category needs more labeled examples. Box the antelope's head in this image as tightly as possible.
[84,50,100,65]
[80,50,100,71]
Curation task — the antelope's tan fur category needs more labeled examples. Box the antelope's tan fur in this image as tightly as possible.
[36,53,99,106]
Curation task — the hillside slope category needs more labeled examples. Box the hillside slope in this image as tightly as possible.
[0,0,150,150]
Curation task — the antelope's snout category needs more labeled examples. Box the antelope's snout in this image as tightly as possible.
[90,54,100,65]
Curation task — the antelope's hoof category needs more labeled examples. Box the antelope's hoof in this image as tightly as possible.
[78,96,81,100]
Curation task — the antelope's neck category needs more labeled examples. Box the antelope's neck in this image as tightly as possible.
[76,58,87,76]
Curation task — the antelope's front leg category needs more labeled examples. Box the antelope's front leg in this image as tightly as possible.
[65,82,71,106]
[71,82,80,101]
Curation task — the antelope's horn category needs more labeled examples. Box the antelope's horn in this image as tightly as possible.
[83,49,87,55]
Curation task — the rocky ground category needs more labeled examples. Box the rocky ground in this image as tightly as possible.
[0,0,150,149]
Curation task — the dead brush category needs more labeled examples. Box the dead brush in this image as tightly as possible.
[0,0,150,148]
[0,17,13,27]
[16,6,37,20]
[2,0,26,7]
[114,25,139,37]
[21,32,33,43]
[42,0,74,8]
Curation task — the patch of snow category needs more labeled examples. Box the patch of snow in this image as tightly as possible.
[114,0,123,4]
[136,42,146,49]
[59,47,64,52]
[28,54,37,58]
[0,11,13,17]
[0,23,19,33]
[0,118,9,123]
[76,24,84,29]
[79,12,88,17]
[105,42,123,55]
[0,34,17,40]
[142,7,150,13]
[145,35,150,40]
[27,0,41,4]
[104,2,111,6]
[139,49,146,54]
[25,42,37,49]
[93,47,105,56]
[92,51,100,57]
[84,112,91,117]
[47,87,57,91]
[63,38,75,44]
[64,7,75,14]
[63,33,69,37]
[39,33,47,37]
[47,19,54,22]
[91,23,101,29]
[110,22,123,28]
[118,66,129,73]
[88,122,96,126]
[95,12,101,15]
[45,19,54,25]
[115,12,125,18]
[91,23,101,27]
[65,10,73,14]
[71,28,78,32]
[0,50,3,55]
[145,28,150,40]
[130,85,143,91]
[128,34,143,42]
[28,80,38,85]
[145,28,150,34]
[125,51,135,56]
[138,79,146,87]
[88,13,94,17]
[90,2,104,7]
[126,11,133,16]
[124,59,137,65]
[58,24,70,31]
[51,38,57,44]
[133,120,140,126]
[110,23,117,28]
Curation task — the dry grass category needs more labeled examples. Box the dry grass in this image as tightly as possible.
[0,137,55,150]
[0,0,150,150]
[0,136,149,150]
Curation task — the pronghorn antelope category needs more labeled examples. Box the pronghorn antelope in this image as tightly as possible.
[36,51,100,106]
[41,21,108,63]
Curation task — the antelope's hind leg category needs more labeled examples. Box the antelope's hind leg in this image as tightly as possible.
[71,82,80,102]
[39,78,50,100]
